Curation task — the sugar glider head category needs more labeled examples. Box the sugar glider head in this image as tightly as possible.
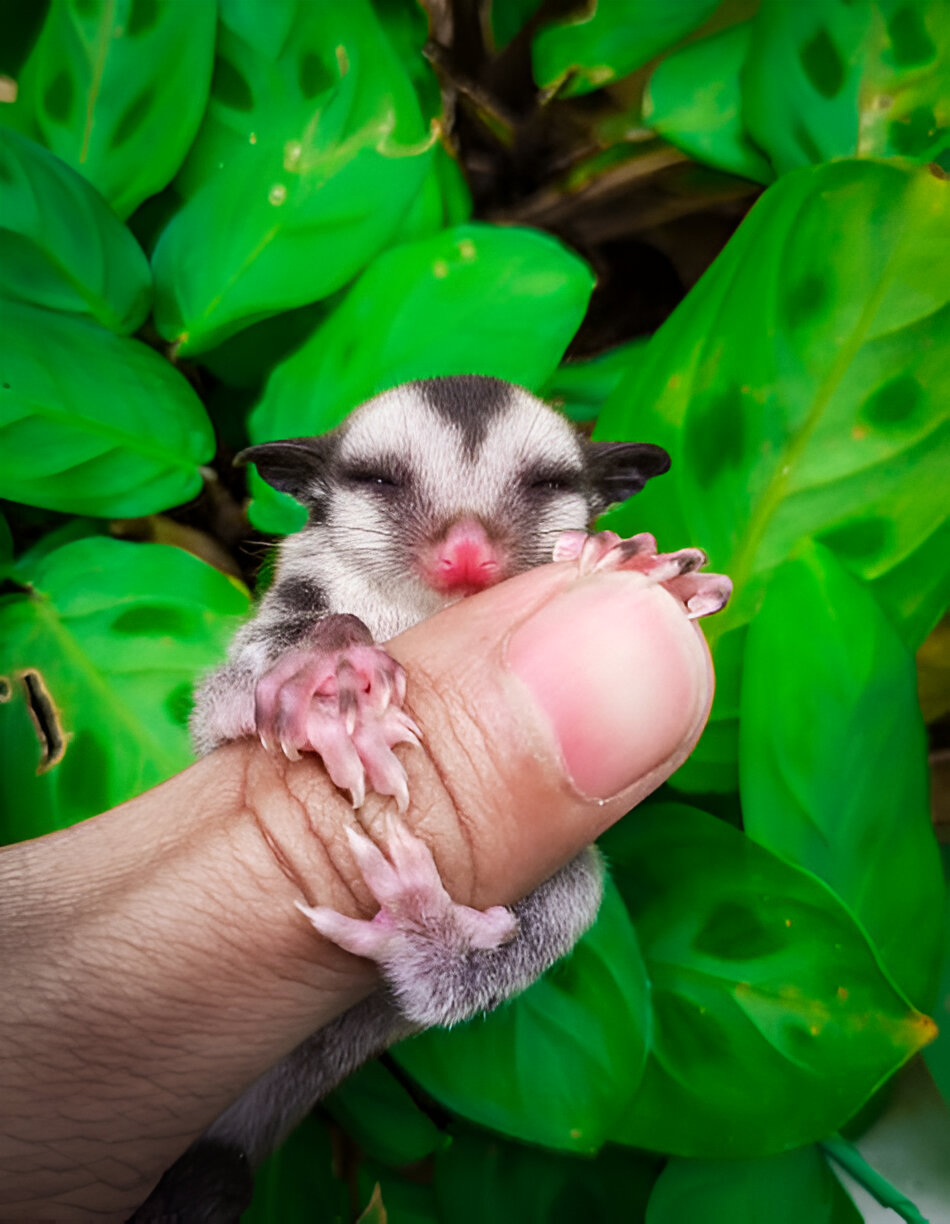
[239,377,669,597]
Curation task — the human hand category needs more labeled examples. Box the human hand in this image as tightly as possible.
[0,550,718,1220]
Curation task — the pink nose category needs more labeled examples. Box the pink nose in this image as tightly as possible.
[423,520,505,594]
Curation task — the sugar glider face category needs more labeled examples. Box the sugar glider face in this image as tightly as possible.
[240,376,669,598]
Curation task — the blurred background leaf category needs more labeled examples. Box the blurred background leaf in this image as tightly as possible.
[3,0,217,217]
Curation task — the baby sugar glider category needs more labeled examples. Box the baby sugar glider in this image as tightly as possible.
[132,377,731,1222]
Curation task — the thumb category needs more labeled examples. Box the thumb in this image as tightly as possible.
[261,546,723,918]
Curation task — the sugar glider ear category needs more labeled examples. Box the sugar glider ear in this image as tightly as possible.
[235,437,334,502]
[584,441,671,508]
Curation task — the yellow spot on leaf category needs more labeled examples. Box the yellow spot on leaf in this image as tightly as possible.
[269,184,287,206]
[433,259,449,279]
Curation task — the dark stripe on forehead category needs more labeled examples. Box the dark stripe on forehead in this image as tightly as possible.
[413,376,513,458]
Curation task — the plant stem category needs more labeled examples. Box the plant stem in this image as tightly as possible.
[821,1134,928,1224]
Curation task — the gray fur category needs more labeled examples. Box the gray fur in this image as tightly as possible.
[141,379,666,1222]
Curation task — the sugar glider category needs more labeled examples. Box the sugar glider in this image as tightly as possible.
[132,376,731,1221]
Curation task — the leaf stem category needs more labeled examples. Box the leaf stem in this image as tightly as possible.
[821,1133,929,1224]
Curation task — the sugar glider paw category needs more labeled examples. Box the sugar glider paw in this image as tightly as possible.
[296,816,518,981]
[255,644,420,811]
[554,529,732,620]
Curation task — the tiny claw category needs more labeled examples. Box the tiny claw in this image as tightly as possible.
[349,775,366,809]
[281,739,301,762]
[259,731,273,753]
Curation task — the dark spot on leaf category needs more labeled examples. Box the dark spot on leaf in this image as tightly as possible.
[888,6,936,65]
[890,106,941,155]
[211,55,253,112]
[791,118,825,165]
[165,680,194,729]
[693,901,785,961]
[0,155,13,185]
[111,605,199,637]
[298,50,333,100]
[0,676,11,701]
[127,0,159,36]
[75,0,97,15]
[111,89,153,149]
[862,373,922,426]
[800,28,845,98]
[819,516,890,562]
[785,274,829,329]
[685,390,745,487]
[19,668,66,772]
[44,69,74,123]
[55,728,110,817]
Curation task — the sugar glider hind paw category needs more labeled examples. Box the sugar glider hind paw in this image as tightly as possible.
[555,528,732,619]
[254,644,420,811]
[297,817,518,1025]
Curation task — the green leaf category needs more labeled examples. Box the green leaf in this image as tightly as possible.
[0,127,150,332]
[644,22,774,183]
[533,0,722,98]
[543,339,649,425]
[0,536,249,842]
[646,1147,861,1224]
[248,222,594,532]
[741,546,944,1011]
[597,159,950,791]
[0,300,214,516]
[603,804,935,1157]
[243,1112,347,1224]
[322,1059,448,1168]
[393,876,650,1153]
[434,1126,660,1224]
[6,0,216,218]
[152,0,432,355]
[743,0,950,177]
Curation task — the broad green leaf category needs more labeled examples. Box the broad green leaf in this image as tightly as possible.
[393,877,650,1153]
[597,159,950,791]
[0,536,249,842]
[248,222,594,533]
[152,0,432,355]
[243,1112,347,1224]
[6,0,216,218]
[543,338,649,424]
[434,1127,660,1224]
[0,300,214,516]
[603,804,935,1157]
[533,0,722,98]
[644,22,773,183]
[323,1059,448,1168]
[0,127,150,332]
[744,0,950,177]
[646,1147,861,1224]
[741,546,944,1011]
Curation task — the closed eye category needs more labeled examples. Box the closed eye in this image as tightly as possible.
[524,468,581,493]
[341,466,403,490]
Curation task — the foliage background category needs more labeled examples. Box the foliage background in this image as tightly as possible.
[0,0,948,1220]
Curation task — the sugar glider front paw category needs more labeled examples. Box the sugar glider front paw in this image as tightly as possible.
[297,817,520,1027]
[255,617,421,810]
[553,529,732,620]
